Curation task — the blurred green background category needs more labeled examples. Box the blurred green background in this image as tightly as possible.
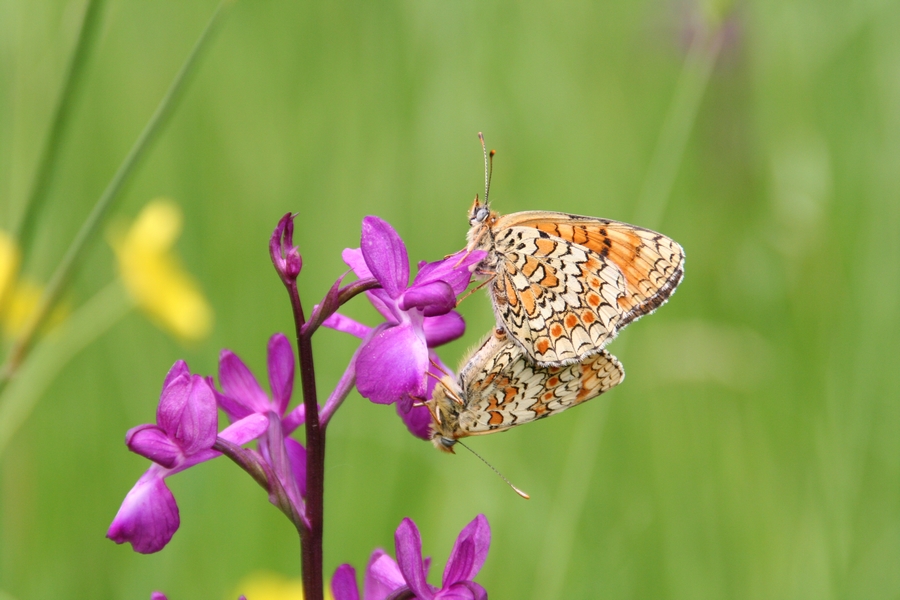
[2,0,900,598]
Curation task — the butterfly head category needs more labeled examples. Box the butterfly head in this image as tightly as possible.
[466,195,497,254]
[427,378,464,453]
[468,195,491,227]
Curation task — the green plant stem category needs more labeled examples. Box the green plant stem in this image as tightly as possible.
[13,0,105,250]
[0,281,132,458]
[0,1,230,392]
[632,30,723,229]
[531,28,722,600]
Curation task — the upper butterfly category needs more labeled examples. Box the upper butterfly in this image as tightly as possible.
[465,136,685,367]
[428,328,624,453]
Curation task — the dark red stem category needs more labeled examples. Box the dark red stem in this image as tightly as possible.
[284,280,324,600]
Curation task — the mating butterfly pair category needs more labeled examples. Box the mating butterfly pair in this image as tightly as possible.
[425,140,685,452]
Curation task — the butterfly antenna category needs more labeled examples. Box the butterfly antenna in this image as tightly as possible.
[457,440,530,499]
[478,132,496,207]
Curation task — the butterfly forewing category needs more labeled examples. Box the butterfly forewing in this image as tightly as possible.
[474,210,684,365]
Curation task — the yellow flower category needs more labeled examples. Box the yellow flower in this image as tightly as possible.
[110,199,213,341]
[0,231,67,340]
[232,571,335,600]
[0,231,20,313]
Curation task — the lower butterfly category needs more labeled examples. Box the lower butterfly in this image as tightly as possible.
[427,328,624,453]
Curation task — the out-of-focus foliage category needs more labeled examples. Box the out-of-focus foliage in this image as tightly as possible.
[1,0,898,598]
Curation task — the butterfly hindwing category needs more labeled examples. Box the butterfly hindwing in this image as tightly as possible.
[452,331,624,437]
[488,224,627,365]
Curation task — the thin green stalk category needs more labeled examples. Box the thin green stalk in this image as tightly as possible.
[13,0,105,251]
[632,30,723,229]
[0,1,230,390]
[0,281,132,458]
[531,28,722,600]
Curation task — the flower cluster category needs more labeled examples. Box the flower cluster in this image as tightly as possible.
[109,213,493,599]
[107,335,302,552]
[324,216,484,437]
[332,515,491,600]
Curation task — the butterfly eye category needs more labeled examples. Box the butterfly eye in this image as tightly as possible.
[439,437,456,449]
[475,207,489,223]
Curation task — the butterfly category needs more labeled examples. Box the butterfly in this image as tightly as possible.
[463,139,684,366]
[427,328,624,453]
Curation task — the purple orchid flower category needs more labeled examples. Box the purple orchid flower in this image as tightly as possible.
[214,333,307,505]
[325,216,484,413]
[107,361,268,553]
[331,515,491,600]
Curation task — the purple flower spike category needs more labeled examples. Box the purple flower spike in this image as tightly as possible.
[326,217,484,410]
[151,592,167,600]
[270,213,302,281]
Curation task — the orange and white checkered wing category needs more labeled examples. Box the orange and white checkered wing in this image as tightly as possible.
[479,211,684,366]
[455,332,624,436]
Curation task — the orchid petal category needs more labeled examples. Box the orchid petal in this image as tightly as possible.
[364,549,406,600]
[218,349,270,413]
[125,424,181,468]
[323,312,373,340]
[361,217,409,298]
[331,564,360,600]
[342,247,373,279]
[282,403,306,436]
[442,538,475,589]
[157,374,217,455]
[443,515,491,584]
[267,333,295,414]
[258,413,296,502]
[423,312,466,347]
[285,437,307,499]
[435,581,488,600]
[343,248,398,321]
[107,470,179,554]
[399,281,456,317]
[212,385,251,422]
[155,373,190,434]
[395,518,433,599]
[343,247,400,322]
[356,323,427,405]
[161,360,189,392]
[219,413,270,445]
[397,401,433,441]
[414,249,486,295]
